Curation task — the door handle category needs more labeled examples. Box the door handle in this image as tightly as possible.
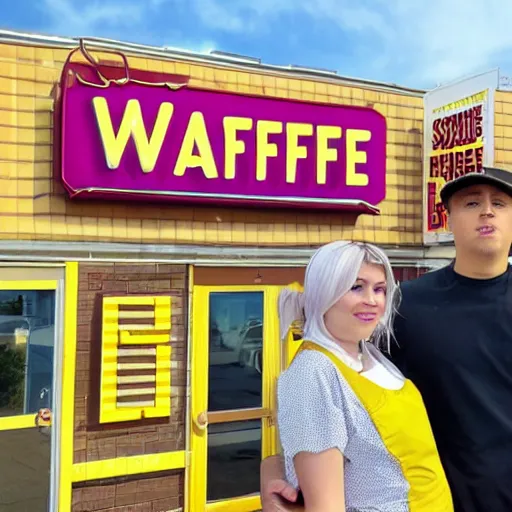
[193,411,208,432]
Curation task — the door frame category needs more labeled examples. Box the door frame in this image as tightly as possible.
[188,284,281,512]
[0,275,64,512]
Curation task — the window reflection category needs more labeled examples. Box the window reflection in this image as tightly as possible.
[0,291,55,416]
[207,420,261,501]
[208,292,263,411]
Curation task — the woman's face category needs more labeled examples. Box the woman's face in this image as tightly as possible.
[324,262,387,344]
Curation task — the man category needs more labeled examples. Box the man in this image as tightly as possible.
[260,166,512,512]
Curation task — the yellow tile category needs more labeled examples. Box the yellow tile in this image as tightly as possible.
[502,102,512,115]
[2,62,17,78]
[34,112,52,128]
[373,103,388,116]
[17,112,33,127]
[175,63,191,77]
[128,57,148,71]
[301,80,314,93]
[250,73,263,87]
[244,224,258,243]
[176,220,192,241]
[18,128,36,145]
[17,180,34,196]
[0,77,16,95]
[17,64,36,81]
[33,195,50,213]
[17,217,35,234]
[50,215,68,236]
[35,145,52,161]
[284,224,297,243]
[17,45,35,62]
[35,48,55,63]
[82,217,99,238]
[237,72,250,86]
[34,215,52,234]
[66,217,83,237]
[217,223,232,242]
[288,90,302,100]
[0,215,18,233]
[33,162,51,178]
[113,218,128,239]
[0,198,17,213]
[0,177,17,195]
[272,223,286,243]
[192,221,206,242]
[0,93,16,110]
[204,223,218,243]
[262,75,276,88]
[295,225,309,244]
[35,82,53,97]
[17,95,35,111]
[0,126,18,143]
[35,97,53,111]
[301,92,315,102]
[257,225,272,244]
[231,222,246,243]
[307,225,320,244]
[35,129,52,144]
[50,196,66,214]
[146,59,163,73]
[141,219,159,240]
[0,44,17,59]
[159,220,176,241]
[17,198,34,214]
[0,143,17,161]
[97,218,113,239]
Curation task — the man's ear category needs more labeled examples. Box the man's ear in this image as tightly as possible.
[447,212,452,231]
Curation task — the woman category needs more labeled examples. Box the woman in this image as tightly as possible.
[276,241,452,512]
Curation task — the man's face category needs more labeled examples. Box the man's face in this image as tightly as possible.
[448,184,512,258]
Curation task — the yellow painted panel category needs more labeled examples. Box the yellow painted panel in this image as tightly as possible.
[0,414,36,431]
[71,451,187,482]
[59,262,78,512]
[206,495,262,512]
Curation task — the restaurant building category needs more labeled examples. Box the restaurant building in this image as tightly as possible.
[0,29,510,512]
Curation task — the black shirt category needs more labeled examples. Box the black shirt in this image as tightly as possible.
[392,264,512,512]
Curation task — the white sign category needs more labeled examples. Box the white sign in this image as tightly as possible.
[423,69,499,245]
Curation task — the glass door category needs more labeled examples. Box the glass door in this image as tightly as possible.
[189,285,281,512]
[0,275,60,512]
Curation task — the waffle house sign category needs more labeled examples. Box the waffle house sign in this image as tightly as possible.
[58,48,387,213]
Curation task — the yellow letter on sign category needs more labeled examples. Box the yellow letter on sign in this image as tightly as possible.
[173,111,218,179]
[93,97,173,174]
[256,120,283,181]
[224,116,253,180]
[346,129,371,186]
[286,123,313,184]
[316,125,342,185]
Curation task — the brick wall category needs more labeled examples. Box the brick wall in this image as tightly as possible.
[73,262,187,510]
[0,41,423,247]
[72,470,184,512]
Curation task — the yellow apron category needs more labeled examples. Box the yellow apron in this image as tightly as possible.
[297,341,453,512]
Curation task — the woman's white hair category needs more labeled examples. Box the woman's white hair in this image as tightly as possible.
[278,241,400,352]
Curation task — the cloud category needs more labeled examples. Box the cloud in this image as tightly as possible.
[42,0,143,37]
[34,0,512,88]
[180,0,512,86]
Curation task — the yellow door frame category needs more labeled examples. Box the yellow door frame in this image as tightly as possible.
[0,264,79,512]
[188,285,281,512]
[0,279,59,432]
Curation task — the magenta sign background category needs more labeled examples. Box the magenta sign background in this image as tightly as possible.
[60,80,387,211]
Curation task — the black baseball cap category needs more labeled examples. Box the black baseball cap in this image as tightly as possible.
[440,166,512,206]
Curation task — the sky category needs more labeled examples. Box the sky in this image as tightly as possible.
[2,0,511,89]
